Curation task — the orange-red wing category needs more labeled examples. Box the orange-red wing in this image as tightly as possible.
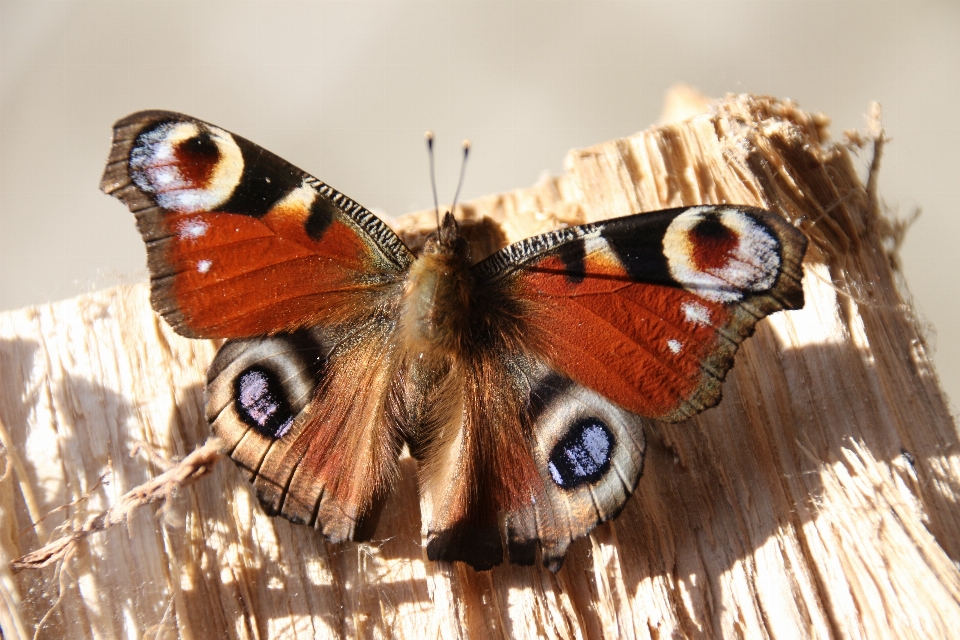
[101,111,412,339]
[477,205,807,422]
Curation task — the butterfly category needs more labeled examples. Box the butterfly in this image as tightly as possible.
[100,111,807,572]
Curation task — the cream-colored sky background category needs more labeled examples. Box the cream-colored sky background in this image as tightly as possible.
[1,1,958,406]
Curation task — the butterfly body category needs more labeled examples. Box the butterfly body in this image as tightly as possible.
[102,111,807,571]
[401,216,476,353]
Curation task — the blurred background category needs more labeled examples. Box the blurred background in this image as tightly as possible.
[1,1,958,406]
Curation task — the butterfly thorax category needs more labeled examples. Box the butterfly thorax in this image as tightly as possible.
[401,213,475,356]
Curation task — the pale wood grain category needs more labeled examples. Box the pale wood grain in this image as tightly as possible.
[2,93,959,639]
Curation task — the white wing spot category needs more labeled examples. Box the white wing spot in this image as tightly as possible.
[681,301,711,326]
[197,259,212,274]
[667,339,683,354]
[581,424,610,465]
[178,218,209,240]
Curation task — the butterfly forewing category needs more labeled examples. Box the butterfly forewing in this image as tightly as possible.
[100,110,412,339]
[478,205,806,422]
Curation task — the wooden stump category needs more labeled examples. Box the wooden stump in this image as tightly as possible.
[2,92,959,639]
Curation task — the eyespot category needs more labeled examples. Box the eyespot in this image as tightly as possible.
[130,121,244,213]
[207,331,328,448]
[547,418,614,489]
[234,366,295,439]
[664,207,780,302]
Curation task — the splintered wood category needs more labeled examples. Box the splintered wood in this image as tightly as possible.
[2,93,959,639]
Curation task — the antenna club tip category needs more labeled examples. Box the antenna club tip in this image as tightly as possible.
[462,139,471,151]
[424,130,434,141]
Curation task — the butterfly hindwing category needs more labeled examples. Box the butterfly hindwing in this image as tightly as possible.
[206,318,406,542]
[100,110,413,339]
[415,356,647,572]
[505,367,647,571]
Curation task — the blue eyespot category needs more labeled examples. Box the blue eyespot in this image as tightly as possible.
[234,366,294,438]
[547,419,614,489]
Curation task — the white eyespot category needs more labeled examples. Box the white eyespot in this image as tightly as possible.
[681,300,712,326]
[130,121,244,214]
[664,207,780,302]
[667,339,683,354]
[178,218,209,240]
[197,259,212,273]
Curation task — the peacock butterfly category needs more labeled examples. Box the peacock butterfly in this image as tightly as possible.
[100,111,807,571]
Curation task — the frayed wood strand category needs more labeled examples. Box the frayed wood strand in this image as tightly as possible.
[11,437,224,572]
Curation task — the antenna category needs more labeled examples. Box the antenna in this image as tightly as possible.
[450,139,471,216]
[425,131,440,232]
